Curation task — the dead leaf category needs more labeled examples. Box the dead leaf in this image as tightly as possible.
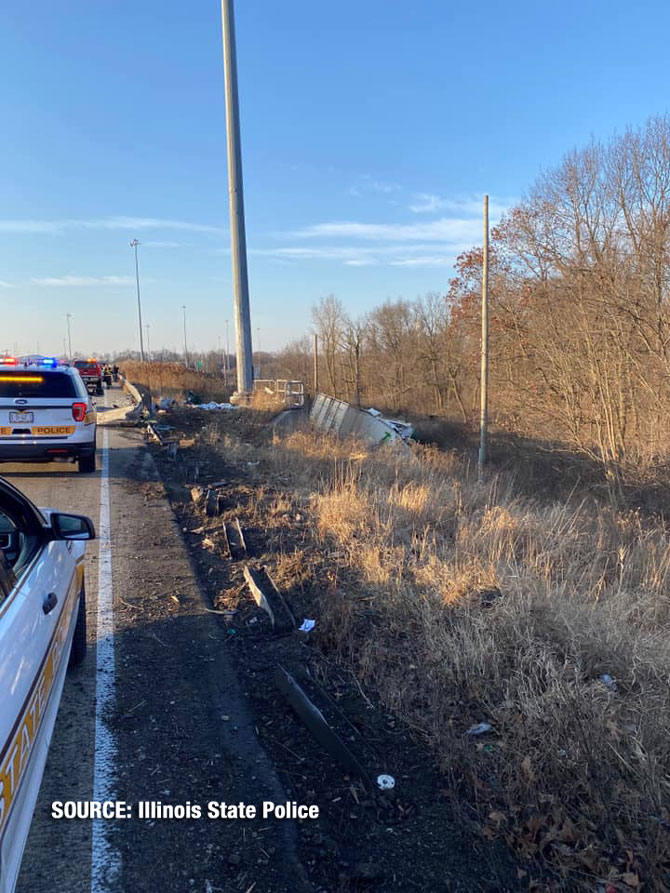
[622,873,640,888]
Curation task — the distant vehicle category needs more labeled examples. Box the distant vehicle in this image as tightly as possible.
[72,358,103,396]
[0,474,95,892]
[0,359,97,473]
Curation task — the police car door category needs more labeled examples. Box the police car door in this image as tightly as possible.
[0,502,80,893]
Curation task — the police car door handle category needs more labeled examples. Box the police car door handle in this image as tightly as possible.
[43,592,58,614]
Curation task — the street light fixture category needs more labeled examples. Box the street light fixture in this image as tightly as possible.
[130,239,146,361]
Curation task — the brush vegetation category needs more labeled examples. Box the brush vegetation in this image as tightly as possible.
[197,412,670,890]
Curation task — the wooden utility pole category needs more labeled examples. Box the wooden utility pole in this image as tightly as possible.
[313,333,319,394]
[478,194,489,473]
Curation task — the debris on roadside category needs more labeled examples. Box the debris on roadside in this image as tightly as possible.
[243,565,296,632]
[600,674,617,692]
[273,665,372,787]
[376,774,396,790]
[197,401,236,411]
[466,722,493,736]
[222,518,247,560]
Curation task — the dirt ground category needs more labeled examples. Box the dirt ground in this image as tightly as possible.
[148,406,522,892]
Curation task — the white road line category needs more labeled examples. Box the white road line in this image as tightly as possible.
[91,424,121,891]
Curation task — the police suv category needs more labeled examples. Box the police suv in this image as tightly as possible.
[0,475,95,891]
[0,358,97,473]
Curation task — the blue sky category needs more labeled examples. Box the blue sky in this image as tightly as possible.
[1,0,669,356]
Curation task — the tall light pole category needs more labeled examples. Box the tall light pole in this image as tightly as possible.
[66,313,73,360]
[221,0,253,397]
[130,239,146,361]
[145,324,151,362]
[182,305,188,367]
[225,318,230,385]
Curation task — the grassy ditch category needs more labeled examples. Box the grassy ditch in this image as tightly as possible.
[170,408,670,889]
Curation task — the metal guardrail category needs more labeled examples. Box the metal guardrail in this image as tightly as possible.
[252,379,305,408]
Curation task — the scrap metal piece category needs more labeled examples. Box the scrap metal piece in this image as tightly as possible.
[146,423,164,444]
[273,665,373,788]
[243,566,296,632]
[223,517,247,560]
[205,488,224,517]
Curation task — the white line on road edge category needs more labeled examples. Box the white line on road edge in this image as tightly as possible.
[91,426,121,891]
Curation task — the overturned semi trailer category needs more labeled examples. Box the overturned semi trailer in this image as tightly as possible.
[310,393,413,445]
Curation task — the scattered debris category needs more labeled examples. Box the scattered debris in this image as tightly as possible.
[243,566,296,632]
[223,517,247,561]
[376,774,396,790]
[466,722,493,736]
[146,423,164,445]
[299,619,316,633]
[479,586,503,606]
[205,488,225,517]
[197,401,236,411]
[600,674,617,692]
[273,665,373,788]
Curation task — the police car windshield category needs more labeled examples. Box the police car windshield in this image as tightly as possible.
[0,371,78,398]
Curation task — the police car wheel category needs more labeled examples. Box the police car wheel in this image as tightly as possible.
[69,582,87,667]
[78,452,96,474]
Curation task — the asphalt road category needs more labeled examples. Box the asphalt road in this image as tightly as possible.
[7,385,306,893]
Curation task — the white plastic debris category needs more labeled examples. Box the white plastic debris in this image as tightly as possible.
[376,774,396,790]
[197,401,236,411]
[600,674,617,691]
[466,722,492,736]
[299,619,316,632]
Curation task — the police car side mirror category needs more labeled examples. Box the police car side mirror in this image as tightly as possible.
[50,512,96,541]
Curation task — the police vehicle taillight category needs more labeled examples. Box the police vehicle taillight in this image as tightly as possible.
[72,402,87,422]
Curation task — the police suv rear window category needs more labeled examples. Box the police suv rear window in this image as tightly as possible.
[0,371,78,398]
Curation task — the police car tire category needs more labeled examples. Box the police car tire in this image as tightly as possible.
[69,584,87,667]
[78,452,96,474]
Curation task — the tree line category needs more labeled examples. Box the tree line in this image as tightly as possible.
[271,115,670,479]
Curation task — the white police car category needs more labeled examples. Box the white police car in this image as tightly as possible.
[0,358,97,473]
[0,475,95,891]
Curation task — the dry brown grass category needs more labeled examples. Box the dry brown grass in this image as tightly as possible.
[122,361,231,404]
[195,416,670,888]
